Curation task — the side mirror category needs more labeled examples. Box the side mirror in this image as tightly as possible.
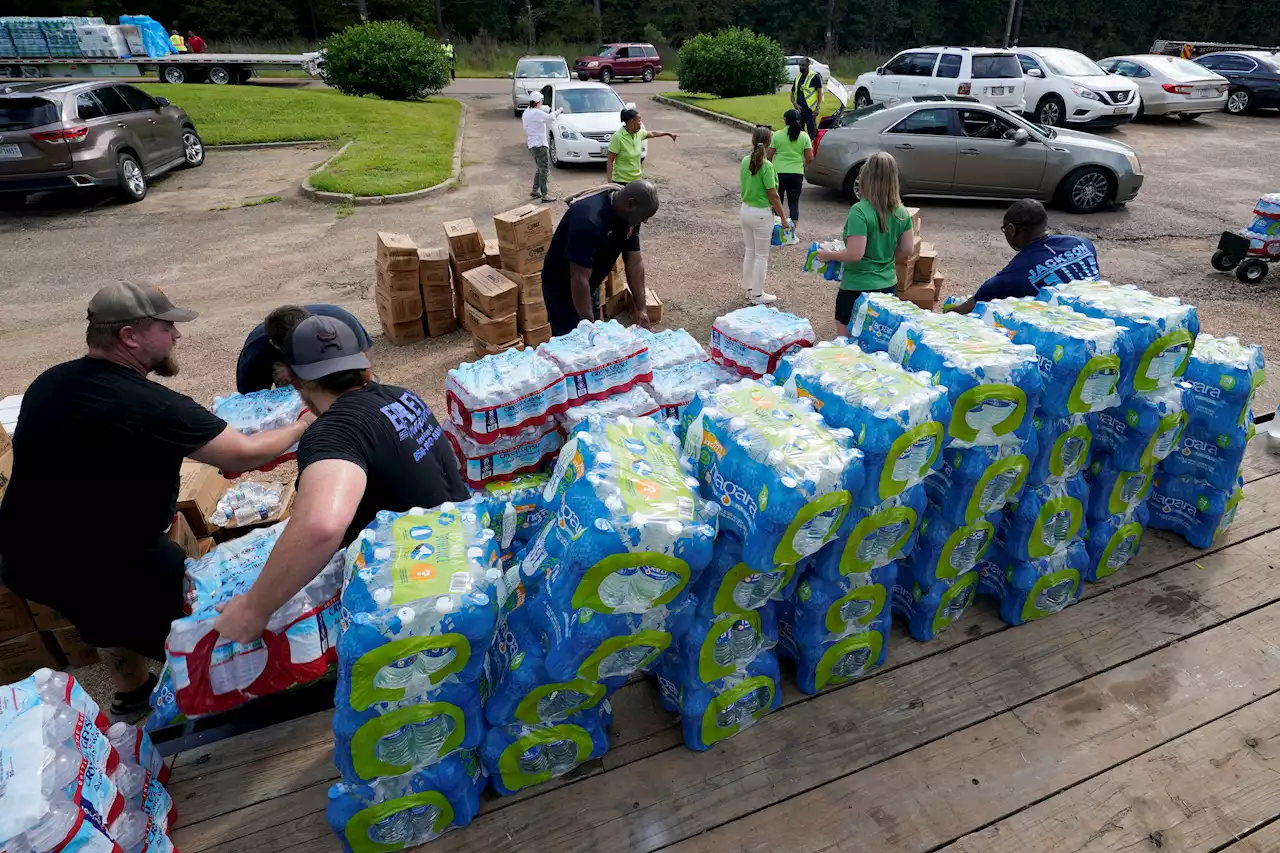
[1012,128,1030,145]
[507,72,514,78]
[155,96,170,107]
[876,66,886,75]
[1026,68,1044,78]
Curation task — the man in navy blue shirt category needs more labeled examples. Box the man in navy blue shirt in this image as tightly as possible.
[236,304,372,393]
[951,199,1100,314]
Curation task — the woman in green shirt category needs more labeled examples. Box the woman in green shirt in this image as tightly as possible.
[817,151,915,333]
[740,125,793,306]
[606,108,678,185]
[768,109,813,229]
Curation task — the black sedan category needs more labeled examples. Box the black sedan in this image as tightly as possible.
[1193,50,1280,114]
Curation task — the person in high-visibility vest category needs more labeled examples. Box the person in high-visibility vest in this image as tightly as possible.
[442,38,455,80]
[790,56,824,142]
[1181,43,1194,60]
[169,30,187,53]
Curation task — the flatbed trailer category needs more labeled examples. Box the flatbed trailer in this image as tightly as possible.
[0,52,321,85]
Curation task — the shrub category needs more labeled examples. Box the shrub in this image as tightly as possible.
[677,28,786,99]
[321,21,450,101]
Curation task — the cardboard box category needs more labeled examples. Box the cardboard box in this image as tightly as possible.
[215,483,296,542]
[523,323,552,346]
[426,309,458,338]
[905,206,921,235]
[381,317,426,346]
[0,449,11,505]
[914,242,938,283]
[375,287,424,324]
[51,625,99,669]
[605,270,627,297]
[0,631,63,682]
[26,601,71,632]
[376,262,421,297]
[517,298,548,331]
[484,239,502,270]
[421,283,454,313]
[466,305,518,344]
[494,204,554,250]
[602,288,630,320]
[178,461,225,538]
[0,424,10,457]
[932,268,945,296]
[444,219,485,261]
[498,241,550,275]
[0,586,35,644]
[895,255,918,290]
[454,286,469,331]
[197,537,216,557]
[473,336,524,358]
[450,254,485,277]
[644,289,663,324]
[376,232,419,271]
[417,247,451,286]
[462,266,519,318]
[502,270,543,303]
[168,511,201,560]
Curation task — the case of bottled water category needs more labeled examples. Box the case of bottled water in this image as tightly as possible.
[165,523,344,718]
[1037,281,1199,397]
[480,702,611,795]
[479,473,552,551]
[808,485,927,580]
[1182,334,1265,431]
[1148,474,1243,549]
[446,347,569,444]
[709,306,815,378]
[1084,453,1153,521]
[1082,502,1149,583]
[803,240,844,280]
[664,602,778,687]
[1026,413,1093,485]
[1159,419,1254,491]
[211,387,307,435]
[904,508,997,589]
[536,320,653,406]
[326,749,485,853]
[645,361,739,425]
[977,540,1085,625]
[3,669,109,735]
[632,328,709,371]
[555,386,660,432]
[443,417,562,489]
[999,475,1088,562]
[776,340,951,507]
[689,531,797,620]
[892,569,980,641]
[847,292,926,354]
[106,722,177,853]
[973,298,1128,416]
[1090,382,1191,471]
[925,444,1031,527]
[682,379,864,574]
[655,647,782,751]
[778,599,889,694]
[788,561,897,650]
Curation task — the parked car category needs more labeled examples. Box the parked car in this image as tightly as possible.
[522,81,645,168]
[1096,55,1229,119]
[1192,50,1280,114]
[805,94,1143,213]
[851,47,1025,112]
[510,55,570,116]
[785,55,832,83]
[1015,47,1139,128]
[573,44,662,84]
[0,80,203,204]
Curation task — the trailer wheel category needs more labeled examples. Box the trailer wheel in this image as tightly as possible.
[161,65,187,84]
[1211,250,1238,272]
[207,65,232,85]
[1236,258,1269,284]
[236,68,253,84]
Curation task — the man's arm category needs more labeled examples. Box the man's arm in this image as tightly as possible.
[815,76,824,113]
[189,416,311,472]
[570,261,596,322]
[212,459,366,643]
[622,250,650,328]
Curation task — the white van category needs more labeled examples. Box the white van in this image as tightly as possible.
[851,47,1026,111]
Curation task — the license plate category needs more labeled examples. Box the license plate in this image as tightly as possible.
[987,87,1005,96]
[1193,88,1211,98]
[1113,107,1128,114]
[0,144,20,159]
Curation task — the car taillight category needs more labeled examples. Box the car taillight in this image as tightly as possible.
[813,128,827,153]
[1162,84,1193,95]
[1218,83,1230,93]
[31,127,89,142]
[958,82,971,95]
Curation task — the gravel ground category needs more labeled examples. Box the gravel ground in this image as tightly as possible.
[4,95,1278,704]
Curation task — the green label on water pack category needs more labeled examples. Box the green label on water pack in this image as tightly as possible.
[390,513,469,606]
[350,634,471,711]
[880,422,944,501]
[1021,569,1080,622]
[931,572,978,637]
[949,384,1027,444]
[815,630,883,690]
[345,790,454,853]
[497,724,592,792]
[1069,354,1122,413]
[840,506,920,574]
[605,422,694,522]
[824,582,887,636]
[701,676,776,747]
[1107,467,1152,515]
[1134,329,1193,393]
[351,702,466,780]
[698,610,763,682]
[1050,424,1093,479]
[1097,522,1144,579]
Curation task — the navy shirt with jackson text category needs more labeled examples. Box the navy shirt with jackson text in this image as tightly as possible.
[973,235,1100,303]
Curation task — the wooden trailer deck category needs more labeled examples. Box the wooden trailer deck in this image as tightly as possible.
[164,438,1280,853]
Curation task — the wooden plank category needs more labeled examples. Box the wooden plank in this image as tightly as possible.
[942,691,1280,853]
[425,529,1280,853]
[167,709,333,782]
[667,566,1280,851]
[1219,819,1280,852]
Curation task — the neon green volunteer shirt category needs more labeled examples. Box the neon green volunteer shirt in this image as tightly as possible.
[770,129,812,175]
[608,127,650,184]
[740,157,778,209]
[840,199,911,291]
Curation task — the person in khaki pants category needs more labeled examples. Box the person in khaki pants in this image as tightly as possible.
[521,91,562,203]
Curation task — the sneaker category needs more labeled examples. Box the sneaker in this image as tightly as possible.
[109,672,159,725]
[541,195,558,203]
[530,191,541,198]
[750,292,778,305]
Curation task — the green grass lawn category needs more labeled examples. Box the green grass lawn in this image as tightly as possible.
[142,85,460,197]
[665,91,841,128]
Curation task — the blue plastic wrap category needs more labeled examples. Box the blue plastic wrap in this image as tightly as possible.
[891,570,980,641]
[778,600,889,694]
[807,485,927,580]
[1082,502,1150,583]
[1182,333,1265,431]
[1158,418,1254,491]
[1090,382,1191,471]
[480,702,611,795]
[655,648,782,750]
[1026,413,1093,485]
[925,443,1031,526]
[999,475,1088,562]
[689,531,798,619]
[847,291,927,354]
[902,507,996,588]
[787,561,897,649]
[977,540,1086,626]
[1084,453,1153,522]
[1148,474,1243,550]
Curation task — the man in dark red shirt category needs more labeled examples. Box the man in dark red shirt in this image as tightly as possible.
[186,31,207,53]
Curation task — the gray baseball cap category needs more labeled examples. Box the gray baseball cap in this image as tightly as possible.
[87,281,199,324]
[284,315,373,380]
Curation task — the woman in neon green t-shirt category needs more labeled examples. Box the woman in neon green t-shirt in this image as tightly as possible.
[740,125,793,306]
[768,109,813,229]
[606,108,678,184]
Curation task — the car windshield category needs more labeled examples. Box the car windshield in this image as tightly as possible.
[997,105,1055,138]
[838,103,886,127]
[594,46,614,57]
[1040,51,1107,77]
[558,88,624,114]
[0,96,59,131]
[517,60,568,78]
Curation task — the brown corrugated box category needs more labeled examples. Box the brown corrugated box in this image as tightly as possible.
[382,317,426,346]
[426,309,458,338]
[376,287,424,324]
[523,324,552,346]
[0,586,35,644]
[644,289,663,324]
[421,283,454,313]
[462,266,518,317]
[0,631,63,682]
[499,241,549,275]
[517,298,548,331]
[197,536,216,557]
[895,255,918,290]
[467,306,518,344]
[602,288,629,320]
[494,204,554,250]
[0,448,11,505]
[0,424,10,457]
[51,625,99,668]
[376,232,419,271]
[473,336,524,357]
[376,263,420,297]
[914,242,938,283]
[502,270,542,304]
[444,219,485,260]
[450,255,485,277]
[453,286,469,332]
[905,206,921,235]
[26,600,72,632]
[168,511,202,560]
[484,239,502,270]
[417,247,451,286]
[178,461,225,537]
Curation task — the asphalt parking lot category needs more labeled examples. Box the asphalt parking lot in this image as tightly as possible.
[1,85,1278,418]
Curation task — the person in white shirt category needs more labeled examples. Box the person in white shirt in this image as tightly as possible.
[521,91,562,203]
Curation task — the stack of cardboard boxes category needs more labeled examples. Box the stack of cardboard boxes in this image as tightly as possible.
[494,205,554,347]
[375,232,427,346]
[418,248,457,338]
[445,218,487,332]
[894,206,945,310]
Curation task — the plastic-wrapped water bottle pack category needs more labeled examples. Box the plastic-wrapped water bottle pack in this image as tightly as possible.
[632,328,709,371]
[892,563,980,642]
[1090,382,1190,471]
[207,481,284,528]
[163,522,344,719]
[106,720,177,853]
[536,320,653,406]
[709,306,815,377]
[446,346,569,444]
[803,240,844,280]
[847,291,926,354]
[1026,413,1093,485]
[1160,418,1254,491]
[772,216,799,246]
[977,539,1085,626]
[479,472,553,552]
[656,643,782,750]
[480,702,612,795]
[555,386,660,432]
[443,417,563,489]
[689,531,798,620]
[1082,501,1149,583]
[999,475,1088,563]
[902,506,996,590]
[1148,473,1244,550]
[810,484,927,579]
[925,443,1031,527]
[646,360,739,425]
[682,379,864,574]
[776,340,951,506]
[1084,453,1153,521]
[212,387,307,435]
[1181,334,1264,432]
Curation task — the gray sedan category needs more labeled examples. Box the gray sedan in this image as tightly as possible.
[805,95,1143,213]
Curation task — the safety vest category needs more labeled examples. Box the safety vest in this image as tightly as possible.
[170,34,186,52]
[443,42,455,59]
[793,69,819,111]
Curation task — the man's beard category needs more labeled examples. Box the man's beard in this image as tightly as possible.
[152,354,179,377]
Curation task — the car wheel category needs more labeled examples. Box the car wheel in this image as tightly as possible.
[1226,87,1250,114]
[1036,94,1066,127]
[1134,98,1145,120]
[1060,166,1113,213]
[600,68,613,84]
[1211,250,1239,271]
[642,66,654,83]
[161,65,187,84]
[854,89,871,109]
[842,164,862,202]
[549,136,562,169]
[116,153,147,203]
[577,72,589,81]
[1236,258,1269,284]
[182,128,205,167]
[207,65,232,85]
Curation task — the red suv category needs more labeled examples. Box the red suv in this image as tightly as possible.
[574,44,662,84]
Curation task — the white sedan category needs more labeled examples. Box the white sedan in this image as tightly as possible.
[530,82,645,168]
[1096,54,1229,119]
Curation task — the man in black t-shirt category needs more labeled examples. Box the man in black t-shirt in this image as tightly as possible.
[212,315,468,644]
[0,282,311,721]
[540,180,660,335]
[235,304,372,394]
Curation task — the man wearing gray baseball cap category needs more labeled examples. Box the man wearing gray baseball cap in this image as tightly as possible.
[213,315,468,643]
[0,282,313,722]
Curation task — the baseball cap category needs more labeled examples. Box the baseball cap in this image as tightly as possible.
[87,281,199,324]
[528,90,544,104]
[284,315,372,380]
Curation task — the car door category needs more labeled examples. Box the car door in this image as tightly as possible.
[1017,53,1048,110]
[116,85,181,165]
[898,52,939,99]
[611,46,632,78]
[88,85,152,167]
[880,107,957,192]
[873,53,913,102]
[953,108,1047,195]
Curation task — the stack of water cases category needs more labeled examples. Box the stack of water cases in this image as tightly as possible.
[1151,334,1263,548]
[971,298,1129,625]
[638,328,739,429]
[681,378,867,694]
[328,499,502,852]
[709,306,815,378]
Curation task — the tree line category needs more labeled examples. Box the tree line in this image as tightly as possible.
[16,0,1280,60]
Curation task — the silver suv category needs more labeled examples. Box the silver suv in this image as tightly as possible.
[0,80,204,205]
